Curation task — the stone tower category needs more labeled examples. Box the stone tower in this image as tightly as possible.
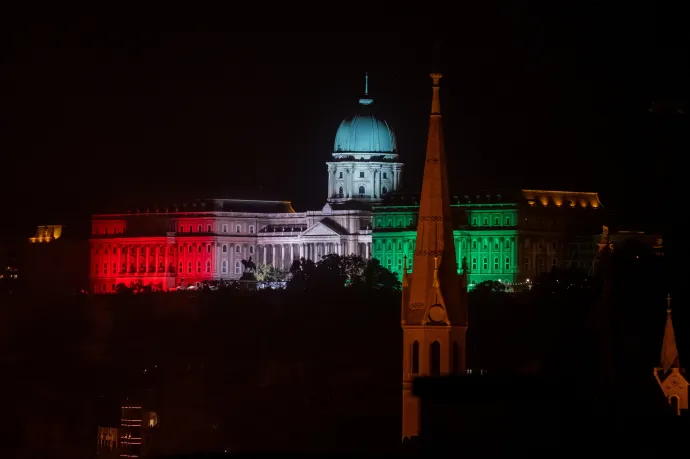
[401,73,469,440]
[653,295,688,415]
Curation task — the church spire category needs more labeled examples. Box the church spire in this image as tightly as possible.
[401,72,465,326]
[661,294,680,373]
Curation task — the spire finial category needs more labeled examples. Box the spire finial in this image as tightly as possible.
[667,294,672,312]
[359,72,373,106]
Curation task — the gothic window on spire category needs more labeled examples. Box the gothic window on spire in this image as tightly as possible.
[430,341,441,376]
[412,341,419,375]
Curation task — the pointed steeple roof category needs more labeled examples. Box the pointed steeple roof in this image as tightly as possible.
[660,294,680,373]
[402,73,466,326]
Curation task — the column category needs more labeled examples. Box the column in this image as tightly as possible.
[299,244,304,259]
[327,168,333,200]
[164,245,169,275]
[116,245,121,275]
[281,244,285,270]
[135,245,140,274]
[349,168,354,198]
[290,244,294,265]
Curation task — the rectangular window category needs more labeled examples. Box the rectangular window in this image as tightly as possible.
[483,258,488,270]
[236,224,241,233]
[494,257,499,270]
[207,224,212,232]
[222,224,228,233]
[197,224,202,232]
[505,257,510,270]
[249,225,255,234]
[359,171,365,178]
[471,258,477,271]
[179,261,183,273]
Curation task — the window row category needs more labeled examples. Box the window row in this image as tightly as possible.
[178,224,255,234]
[466,256,512,271]
[337,171,389,179]
[470,215,512,226]
[410,340,462,376]
[522,257,559,270]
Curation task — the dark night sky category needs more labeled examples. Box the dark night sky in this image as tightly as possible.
[1,4,686,243]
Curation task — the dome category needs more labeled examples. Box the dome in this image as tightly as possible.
[333,110,397,154]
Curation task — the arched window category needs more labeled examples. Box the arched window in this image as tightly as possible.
[494,217,499,225]
[397,240,403,250]
[494,239,499,250]
[505,216,511,225]
[461,239,467,249]
[187,261,192,273]
[670,396,680,414]
[482,257,488,270]
[472,217,477,226]
[207,224,212,232]
[249,245,254,254]
[397,257,402,272]
[430,341,441,376]
[339,186,343,195]
[235,245,241,254]
[383,172,388,179]
[382,186,388,195]
[235,261,241,274]
[197,245,202,253]
[207,245,211,253]
[494,257,499,270]
[472,240,477,249]
[412,341,419,374]
[179,246,184,253]
[505,239,511,249]
[387,240,392,250]
[505,257,510,270]
[452,341,461,373]
[188,246,193,253]
[221,261,227,273]
[197,224,202,232]
[387,257,392,270]
[222,245,227,253]
[196,261,201,273]
[483,217,488,226]
[471,257,477,271]
[358,185,365,195]
[206,260,211,273]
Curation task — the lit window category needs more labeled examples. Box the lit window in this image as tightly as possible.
[188,261,192,273]
[235,261,241,274]
[222,245,227,253]
[221,261,227,273]
[235,225,241,233]
[206,261,211,273]
[197,261,201,273]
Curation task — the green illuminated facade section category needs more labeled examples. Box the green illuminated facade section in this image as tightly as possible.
[372,203,519,289]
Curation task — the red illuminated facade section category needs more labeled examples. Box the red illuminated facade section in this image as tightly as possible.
[89,199,374,293]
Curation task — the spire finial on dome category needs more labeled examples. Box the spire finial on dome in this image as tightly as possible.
[359,71,373,106]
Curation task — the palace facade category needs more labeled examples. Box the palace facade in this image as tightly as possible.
[88,76,605,293]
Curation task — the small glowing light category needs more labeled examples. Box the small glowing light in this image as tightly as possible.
[526,278,530,283]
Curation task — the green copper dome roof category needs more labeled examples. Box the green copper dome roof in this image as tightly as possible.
[333,73,397,155]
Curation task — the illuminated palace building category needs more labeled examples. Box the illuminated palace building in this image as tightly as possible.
[89,76,604,293]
